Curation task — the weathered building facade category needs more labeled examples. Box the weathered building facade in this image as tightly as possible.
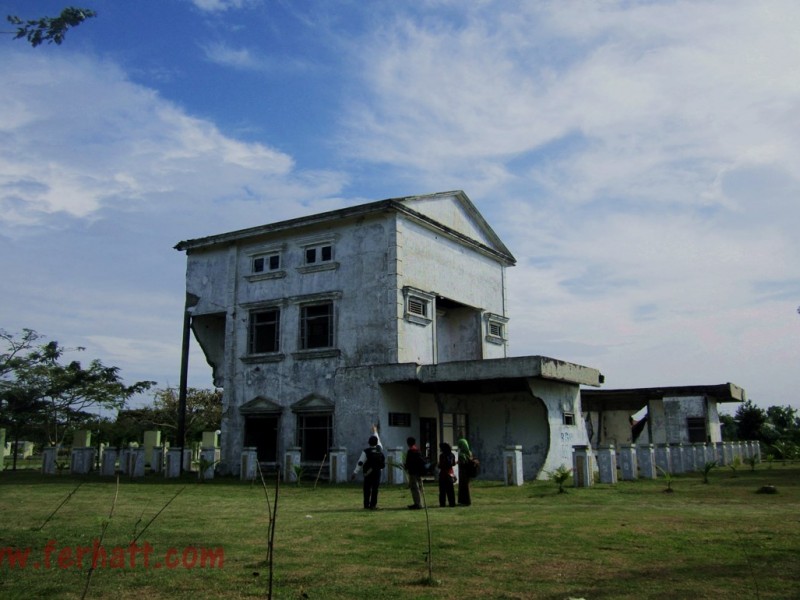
[175,191,603,480]
[581,383,746,448]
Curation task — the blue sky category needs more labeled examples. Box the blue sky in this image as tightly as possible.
[1,0,799,412]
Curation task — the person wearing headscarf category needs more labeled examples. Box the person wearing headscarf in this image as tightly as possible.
[456,437,473,506]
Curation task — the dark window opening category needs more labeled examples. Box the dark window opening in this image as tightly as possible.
[297,413,332,461]
[687,417,707,443]
[244,416,279,462]
[249,309,280,354]
[301,302,333,349]
[389,412,411,427]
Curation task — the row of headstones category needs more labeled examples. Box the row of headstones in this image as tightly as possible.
[41,430,221,478]
[240,445,527,486]
[572,441,762,487]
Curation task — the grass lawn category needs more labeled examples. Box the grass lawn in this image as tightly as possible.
[1,463,798,599]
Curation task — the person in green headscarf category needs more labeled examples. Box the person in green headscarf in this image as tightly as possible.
[456,437,473,506]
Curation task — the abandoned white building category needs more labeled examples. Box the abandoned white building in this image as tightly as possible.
[581,383,746,448]
[175,190,605,481]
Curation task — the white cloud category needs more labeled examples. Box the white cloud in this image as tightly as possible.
[190,0,260,13]
[338,1,800,406]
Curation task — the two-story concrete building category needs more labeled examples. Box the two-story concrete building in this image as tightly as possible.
[175,191,603,480]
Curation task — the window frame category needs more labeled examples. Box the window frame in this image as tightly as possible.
[403,286,434,326]
[299,301,335,350]
[248,307,282,355]
[245,244,286,282]
[484,312,509,345]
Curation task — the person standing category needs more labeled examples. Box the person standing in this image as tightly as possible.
[351,425,384,509]
[456,437,473,506]
[437,442,456,508]
[404,437,425,510]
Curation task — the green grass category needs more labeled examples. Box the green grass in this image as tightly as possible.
[1,464,799,599]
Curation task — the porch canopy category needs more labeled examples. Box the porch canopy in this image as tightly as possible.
[581,383,747,413]
[371,355,604,392]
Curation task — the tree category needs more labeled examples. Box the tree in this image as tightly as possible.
[148,387,223,445]
[5,7,96,47]
[1,329,154,457]
[734,400,767,441]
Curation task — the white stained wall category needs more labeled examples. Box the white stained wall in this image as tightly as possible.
[395,216,508,365]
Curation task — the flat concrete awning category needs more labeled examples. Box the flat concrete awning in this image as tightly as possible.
[581,383,746,412]
[372,355,603,394]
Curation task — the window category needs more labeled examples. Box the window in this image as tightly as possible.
[563,412,576,426]
[300,302,333,349]
[389,412,412,427]
[403,287,434,326]
[408,297,428,318]
[305,244,333,265]
[442,412,468,446]
[297,413,332,462]
[249,308,280,354]
[253,253,280,273]
[484,313,508,345]
[687,417,707,443]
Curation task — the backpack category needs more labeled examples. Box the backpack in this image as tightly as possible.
[364,446,385,472]
[407,449,426,476]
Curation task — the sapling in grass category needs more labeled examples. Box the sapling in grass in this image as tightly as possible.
[657,466,675,493]
[547,464,572,494]
[702,460,717,484]
[729,456,742,477]
[392,455,438,586]
[292,464,304,486]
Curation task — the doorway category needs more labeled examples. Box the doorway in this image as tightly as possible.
[243,415,279,462]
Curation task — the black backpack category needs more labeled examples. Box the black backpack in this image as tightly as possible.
[365,446,385,472]
[407,449,426,476]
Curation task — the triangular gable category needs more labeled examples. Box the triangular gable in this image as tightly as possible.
[397,191,515,264]
[239,396,283,415]
[290,394,334,413]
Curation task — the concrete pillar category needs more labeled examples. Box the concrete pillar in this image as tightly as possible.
[42,446,57,474]
[70,447,95,475]
[240,447,259,480]
[165,447,182,478]
[682,443,696,472]
[735,442,745,461]
[387,447,404,485]
[101,448,118,476]
[572,445,593,488]
[715,442,727,466]
[284,446,301,483]
[199,447,216,480]
[751,441,762,462]
[73,430,91,448]
[128,448,146,477]
[0,428,6,464]
[329,447,349,483]
[143,431,161,466]
[201,431,220,448]
[693,443,707,469]
[654,444,671,475]
[669,443,684,474]
[596,445,617,484]
[503,445,524,486]
[150,446,165,473]
[118,448,130,474]
[619,444,638,480]
[636,444,657,479]
[705,443,717,465]
[183,448,194,472]
[742,442,753,462]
